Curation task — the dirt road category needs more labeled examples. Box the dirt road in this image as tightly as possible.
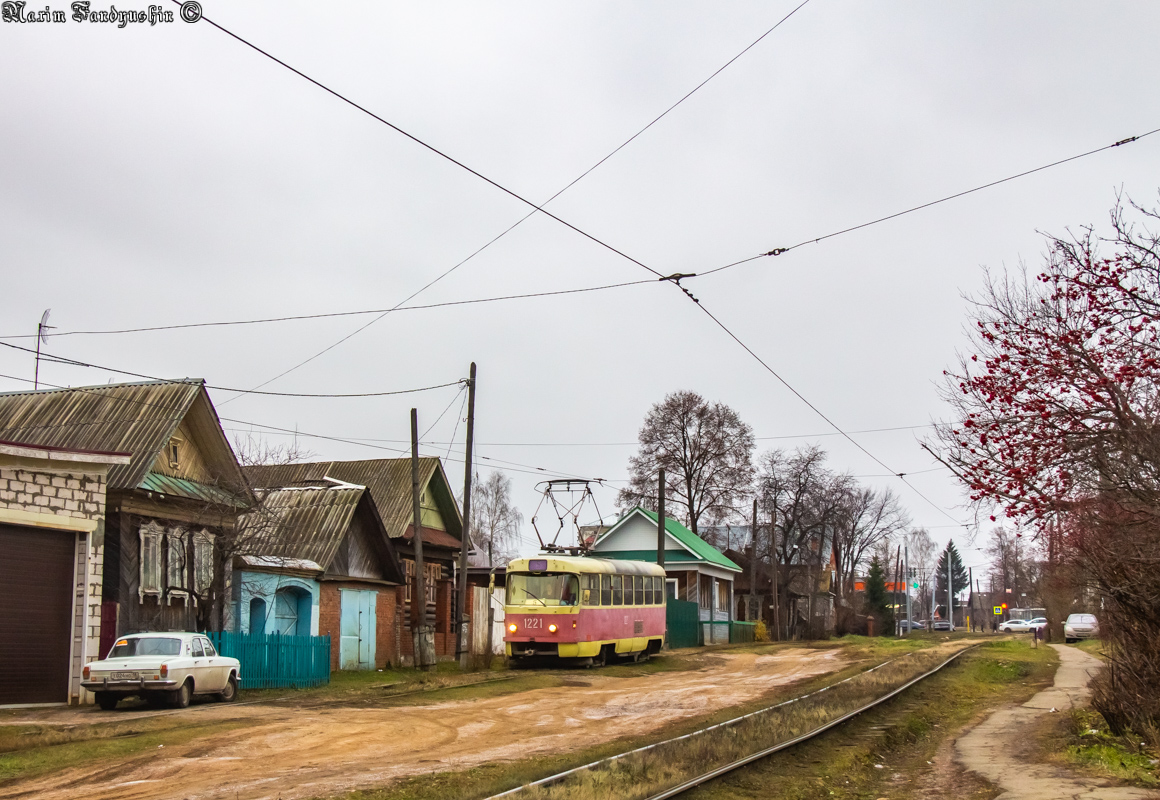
[1,648,844,800]
[956,644,1160,800]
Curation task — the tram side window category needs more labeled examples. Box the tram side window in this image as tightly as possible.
[601,574,612,606]
[580,574,596,606]
[654,576,664,603]
[634,575,644,605]
[644,576,653,605]
[612,574,623,605]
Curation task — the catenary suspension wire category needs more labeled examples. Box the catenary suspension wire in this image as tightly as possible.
[167,1,814,399]
[696,127,1160,278]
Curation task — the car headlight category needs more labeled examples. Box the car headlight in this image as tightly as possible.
[508,623,517,633]
[548,624,558,633]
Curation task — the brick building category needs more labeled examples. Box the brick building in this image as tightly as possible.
[0,439,129,706]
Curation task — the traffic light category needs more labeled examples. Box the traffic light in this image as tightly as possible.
[1000,602,1008,610]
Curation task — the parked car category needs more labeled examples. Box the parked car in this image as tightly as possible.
[1064,613,1099,643]
[81,632,240,710]
[932,620,954,632]
[999,617,1047,633]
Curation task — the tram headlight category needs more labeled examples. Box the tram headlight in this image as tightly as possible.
[548,623,558,633]
[508,623,517,633]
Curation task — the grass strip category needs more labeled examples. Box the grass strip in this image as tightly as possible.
[511,647,969,800]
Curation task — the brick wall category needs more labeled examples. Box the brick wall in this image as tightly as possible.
[318,581,400,671]
[0,464,109,704]
[0,468,106,522]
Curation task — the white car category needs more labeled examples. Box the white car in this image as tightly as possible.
[999,617,1047,633]
[82,632,240,710]
[1065,613,1099,643]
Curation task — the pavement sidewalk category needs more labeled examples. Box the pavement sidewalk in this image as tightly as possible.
[955,643,1159,800]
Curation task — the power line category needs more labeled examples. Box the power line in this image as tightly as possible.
[696,127,1160,278]
[0,280,655,341]
[0,340,463,399]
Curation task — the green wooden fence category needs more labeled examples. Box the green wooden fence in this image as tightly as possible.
[729,621,757,644]
[206,631,331,690]
[665,599,702,649]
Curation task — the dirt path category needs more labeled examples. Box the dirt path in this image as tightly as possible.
[1,648,844,800]
[955,644,1160,800]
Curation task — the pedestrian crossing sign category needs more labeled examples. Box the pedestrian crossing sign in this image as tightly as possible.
[993,606,1003,615]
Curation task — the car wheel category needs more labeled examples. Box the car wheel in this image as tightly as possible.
[218,674,238,703]
[170,680,192,709]
[1066,637,1076,644]
[95,692,118,711]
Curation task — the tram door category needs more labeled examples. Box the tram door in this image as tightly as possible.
[339,589,377,670]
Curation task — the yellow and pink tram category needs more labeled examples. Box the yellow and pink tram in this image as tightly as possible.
[504,555,666,666]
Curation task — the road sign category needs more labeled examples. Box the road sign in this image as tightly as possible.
[993,606,1003,615]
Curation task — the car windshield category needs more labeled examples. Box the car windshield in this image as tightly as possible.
[507,572,579,606]
[108,637,182,658]
[1070,614,1096,623]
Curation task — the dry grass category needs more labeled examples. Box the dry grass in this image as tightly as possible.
[517,647,968,800]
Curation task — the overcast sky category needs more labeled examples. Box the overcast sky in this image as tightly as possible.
[3,1,1159,574]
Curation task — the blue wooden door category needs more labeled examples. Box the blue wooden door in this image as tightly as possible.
[339,589,377,670]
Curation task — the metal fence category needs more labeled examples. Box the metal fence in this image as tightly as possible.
[665,599,702,649]
[206,631,331,690]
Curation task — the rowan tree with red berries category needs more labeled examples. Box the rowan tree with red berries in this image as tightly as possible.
[930,195,1160,740]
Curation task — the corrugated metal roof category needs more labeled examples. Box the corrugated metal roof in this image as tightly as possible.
[238,486,365,567]
[138,472,248,507]
[0,380,250,502]
[244,458,463,543]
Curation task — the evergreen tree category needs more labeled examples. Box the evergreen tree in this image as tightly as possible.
[935,540,969,621]
[864,555,894,635]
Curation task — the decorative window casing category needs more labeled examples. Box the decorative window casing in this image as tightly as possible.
[166,528,189,602]
[403,559,440,605]
[193,529,213,595]
[139,522,164,599]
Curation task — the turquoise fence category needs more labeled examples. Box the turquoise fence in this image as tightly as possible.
[206,631,331,690]
[729,621,757,644]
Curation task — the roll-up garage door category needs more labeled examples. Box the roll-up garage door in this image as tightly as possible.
[0,523,77,705]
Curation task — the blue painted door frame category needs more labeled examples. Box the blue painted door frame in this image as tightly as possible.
[339,589,377,670]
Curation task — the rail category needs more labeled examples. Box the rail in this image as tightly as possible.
[485,644,977,800]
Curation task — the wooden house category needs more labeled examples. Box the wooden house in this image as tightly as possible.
[0,380,252,657]
[233,480,405,670]
[590,507,742,645]
[244,458,463,664]
[0,439,129,706]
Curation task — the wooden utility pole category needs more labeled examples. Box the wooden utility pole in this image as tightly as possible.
[749,498,758,622]
[657,468,666,568]
[770,503,780,641]
[411,408,433,669]
[456,363,477,669]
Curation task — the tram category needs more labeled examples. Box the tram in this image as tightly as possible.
[504,555,667,666]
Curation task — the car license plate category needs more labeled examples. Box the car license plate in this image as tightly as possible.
[112,672,138,680]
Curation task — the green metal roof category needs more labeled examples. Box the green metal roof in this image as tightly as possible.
[602,508,742,572]
[138,472,248,508]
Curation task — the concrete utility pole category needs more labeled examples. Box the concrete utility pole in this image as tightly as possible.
[411,409,434,670]
[484,539,495,668]
[656,468,665,568]
[947,543,953,630]
[749,498,758,622]
[904,544,912,635]
[456,363,477,669]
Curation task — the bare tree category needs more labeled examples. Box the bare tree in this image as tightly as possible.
[468,470,523,566]
[618,390,755,538]
[232,431,315,467]
[831,485,910,632]
[906,527,937,621]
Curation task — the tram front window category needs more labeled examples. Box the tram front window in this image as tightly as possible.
[508,572,580,607]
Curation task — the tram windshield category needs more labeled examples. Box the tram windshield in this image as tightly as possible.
[507,572,580,607]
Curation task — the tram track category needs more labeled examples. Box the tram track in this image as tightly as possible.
[486,643,978,800]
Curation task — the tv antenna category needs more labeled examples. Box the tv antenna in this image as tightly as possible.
[530,479,605,555]
[34,309,54,390]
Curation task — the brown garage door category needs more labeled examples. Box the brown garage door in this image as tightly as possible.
[0,523,77,705]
